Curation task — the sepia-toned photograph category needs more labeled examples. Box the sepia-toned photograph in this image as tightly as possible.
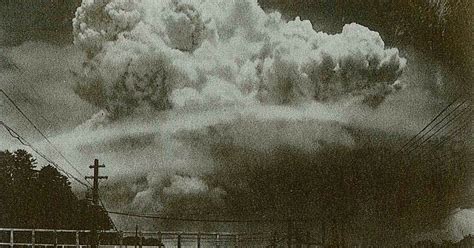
[0,0,472,247]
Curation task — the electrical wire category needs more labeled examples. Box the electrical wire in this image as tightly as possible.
[107,99,472,225]
[0,120,90,188]
[1,119,120,230]
[1,120,120,230]
[1,88,121,230]
[0,89,90,186]
[416,113,472,158]
[107,210,317,223]
[393,98,458,155]
[1,85,470,229]
[434,117,472,150]
[98,197,118,231]
[401,99,468,153]
[3,83,55,128]
[405,106,472,155]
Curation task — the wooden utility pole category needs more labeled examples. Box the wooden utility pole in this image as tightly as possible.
[85,159,108,248]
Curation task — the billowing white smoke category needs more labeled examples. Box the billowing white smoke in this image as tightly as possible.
[67,0,472,245]
[71,0,406,218]
[68,0,413,238]
[73,0,406,119]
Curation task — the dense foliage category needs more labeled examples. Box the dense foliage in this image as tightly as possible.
[0,149,112,230]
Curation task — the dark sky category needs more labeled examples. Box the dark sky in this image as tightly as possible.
[0,0,80,46]
[0,1,92,134]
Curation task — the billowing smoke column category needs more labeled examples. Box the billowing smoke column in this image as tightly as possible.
[68,0,472,245]
[73,0,406,119]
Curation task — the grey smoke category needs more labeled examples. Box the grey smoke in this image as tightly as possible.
[0,0,470,245]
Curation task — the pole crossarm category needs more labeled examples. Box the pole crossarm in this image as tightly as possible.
[85,159,108,248]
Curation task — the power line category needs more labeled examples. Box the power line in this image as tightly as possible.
[107,210,316,223]
[98,198,118,231]
[393,98,458,155]
[1,88,122,231]
[6,63,64,126]
[106,199,307,220]
[0,121,89,188]
[0,85,120,225]
[0,89,90,186]
[401,99,468,153]
[386,98,470,167]
[0,120,90,188]
[108,99,471,226]
[0,88,120,229]
[433,117,472,149]
[1,120,119,231]
[406,105,472,155]
[416,110,472,158]
[3,79,56,128]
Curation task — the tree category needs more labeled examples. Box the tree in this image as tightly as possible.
[0,149,113,230]
[35,165,81,229]
[75,199,113,230]
[0,150,37,227]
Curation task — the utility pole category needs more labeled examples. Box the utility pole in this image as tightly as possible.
[85,159,108,248]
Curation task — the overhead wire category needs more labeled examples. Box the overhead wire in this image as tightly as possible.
[0,88,91,187]
[0,82,122,229]
[0,120,90,188]
[108,98,473,224]
[433,114,472,149]
[9,63,64,126]
[393,98,458,155]
[2,80,471,227]
[98,197,118,231]
[1,118,120,229]
[401,99,468,153]
[106,210,317,223]
[3,82,55,128]
[387,98,470,166]
[1,85,121,227]
[416,111,473,158]
[405,105,472,155]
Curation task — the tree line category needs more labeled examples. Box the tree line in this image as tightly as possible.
[0,149,112,230]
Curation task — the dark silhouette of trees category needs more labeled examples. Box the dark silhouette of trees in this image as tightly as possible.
[0,149,112,230]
